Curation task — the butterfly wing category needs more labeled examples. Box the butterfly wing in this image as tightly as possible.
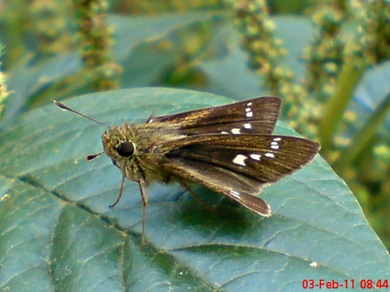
[148,96,281,135]
[164,158,272,216]
[160,134,320,216]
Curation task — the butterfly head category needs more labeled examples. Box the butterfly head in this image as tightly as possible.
[102,125,137,167]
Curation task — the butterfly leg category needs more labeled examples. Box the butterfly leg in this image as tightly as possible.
[138,178,148,248]
[109,174,126,208]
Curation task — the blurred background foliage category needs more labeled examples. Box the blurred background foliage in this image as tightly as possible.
[0,0,389,248]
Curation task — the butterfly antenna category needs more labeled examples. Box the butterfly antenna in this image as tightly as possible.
[53,100,108,127]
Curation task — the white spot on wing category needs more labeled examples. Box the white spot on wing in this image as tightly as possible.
[245,105,253,117]
[231,128,241,134]
[273,137,282,141]
[271,141,279,149]
[233,154,247,166]
[265,153,275,158]
[309,262,318,268]
[244,123,251,129]
[221,131,228,134]
[230,190,240,198]
[250,154,261,161]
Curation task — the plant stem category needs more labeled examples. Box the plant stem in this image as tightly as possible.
[334,92,390,173]
[318,61,366,153]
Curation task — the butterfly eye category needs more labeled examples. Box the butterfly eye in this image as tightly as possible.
[116,141,135,157]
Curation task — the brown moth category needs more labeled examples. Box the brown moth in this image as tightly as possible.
[54,96,320,244]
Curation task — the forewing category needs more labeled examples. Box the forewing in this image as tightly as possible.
[148,96,281,135]
[160,134,320,216]
[163,135,320,183]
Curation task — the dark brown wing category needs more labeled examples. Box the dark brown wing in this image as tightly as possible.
[164,158,272,216]
[160,134,320,216]
[148,96,281,135]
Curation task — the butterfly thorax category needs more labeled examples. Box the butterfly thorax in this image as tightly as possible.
[102,122,184,184]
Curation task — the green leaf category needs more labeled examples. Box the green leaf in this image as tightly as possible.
[0,88,388,291]
[110,12,224,60]
[4,11,223,116]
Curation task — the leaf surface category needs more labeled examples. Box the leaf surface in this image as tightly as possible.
[0,88,388,291]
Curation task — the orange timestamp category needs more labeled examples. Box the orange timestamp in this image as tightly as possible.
[302,279,389,289]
